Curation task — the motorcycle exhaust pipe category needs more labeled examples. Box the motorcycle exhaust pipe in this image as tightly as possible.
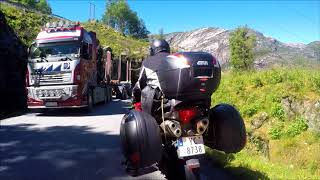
[196,118,209,135]
[160,120,182,138]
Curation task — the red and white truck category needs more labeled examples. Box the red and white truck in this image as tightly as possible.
[26,21,112,111]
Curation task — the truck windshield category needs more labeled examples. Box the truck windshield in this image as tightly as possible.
[29,42,80,62]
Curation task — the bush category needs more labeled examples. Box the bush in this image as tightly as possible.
[268,117,308,140]
[284,117,308,138]
[265,70,283,84]
[311,76,320,93]
[83,22,148,59]
[242,103,259,117]
[251,77,263,87]
[9,0,52,14]
[1,3,56,45]
[271,103,286,120]
[269,123,284,139]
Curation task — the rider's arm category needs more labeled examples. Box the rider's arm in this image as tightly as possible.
[132,66,147,102]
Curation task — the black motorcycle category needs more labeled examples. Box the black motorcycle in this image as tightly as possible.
[120,52,246,180]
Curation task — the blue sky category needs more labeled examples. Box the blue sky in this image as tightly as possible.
[48,0,320,44]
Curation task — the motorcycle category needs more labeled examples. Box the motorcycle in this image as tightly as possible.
[120,52,246,180]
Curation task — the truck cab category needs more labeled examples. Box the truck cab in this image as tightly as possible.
[26,21,110,109]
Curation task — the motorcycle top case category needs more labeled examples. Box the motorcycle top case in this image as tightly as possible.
[157,52,221,101]
[120,110,162,169]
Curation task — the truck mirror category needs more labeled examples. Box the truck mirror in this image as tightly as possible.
[81,43,89,59]
[28,42,36,55]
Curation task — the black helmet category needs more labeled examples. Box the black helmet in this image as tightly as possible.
[150,39,170,56]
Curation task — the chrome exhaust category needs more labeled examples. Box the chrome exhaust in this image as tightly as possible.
[160,120,182,137]
[196,118,209,135]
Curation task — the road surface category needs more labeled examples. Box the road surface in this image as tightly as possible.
[0,99,232,180]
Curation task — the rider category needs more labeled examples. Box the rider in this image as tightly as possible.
[132,39,170,112]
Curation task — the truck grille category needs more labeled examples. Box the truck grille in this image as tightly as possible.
[32,72,72,85]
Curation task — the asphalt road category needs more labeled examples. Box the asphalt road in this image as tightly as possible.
[0,99,233,180]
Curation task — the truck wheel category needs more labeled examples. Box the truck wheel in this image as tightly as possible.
[86,90,94,113]
[121,89,128,100]
[103,89,108,104]
[115,87,122,99]
[108,88,112,102]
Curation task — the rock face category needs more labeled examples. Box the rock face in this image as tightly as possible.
[251,112,269,129]
[165,28,320,69]
[281,97,320,133]
[166,28,231,67]
[0,11,27,116]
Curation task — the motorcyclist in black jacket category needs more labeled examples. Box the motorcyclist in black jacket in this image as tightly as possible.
[132,39,170,113]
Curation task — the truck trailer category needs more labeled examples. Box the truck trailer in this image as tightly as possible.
[26,21,112,111]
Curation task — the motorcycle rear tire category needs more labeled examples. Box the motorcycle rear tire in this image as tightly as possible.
[160,146,200,180]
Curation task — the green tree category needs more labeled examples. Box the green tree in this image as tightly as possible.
[229,26,256,70]
[128,17,149,39]
[103,0,130,33]
[102,0,149,39]
[35,0,52,14]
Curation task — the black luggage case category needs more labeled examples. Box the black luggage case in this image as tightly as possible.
[157,52,221,101]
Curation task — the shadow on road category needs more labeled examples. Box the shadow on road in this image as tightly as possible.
[0,124,128,180]
[35,99,132,117]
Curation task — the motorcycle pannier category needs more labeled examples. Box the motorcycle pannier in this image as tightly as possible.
[120,110,162,170]
[204,104,247,153]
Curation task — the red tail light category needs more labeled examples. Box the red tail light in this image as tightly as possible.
[178,108,197,124]
[73,64,81,85]
[25,67,30,86]
[134,102,142,111]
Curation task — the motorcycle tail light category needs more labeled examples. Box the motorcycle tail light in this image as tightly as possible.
[133,102,142,111]
[178,108,197,124]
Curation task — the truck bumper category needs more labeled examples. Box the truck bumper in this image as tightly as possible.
[27,85,88,109]
[28,105,87,109]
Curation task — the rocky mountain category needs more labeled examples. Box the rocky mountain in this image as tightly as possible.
[165,27,320,69]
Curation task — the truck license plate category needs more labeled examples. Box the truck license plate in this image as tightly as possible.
[45,102,57,107]
[177,136,205,158]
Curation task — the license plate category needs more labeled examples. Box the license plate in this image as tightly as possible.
[45,102,57,107]
[177,136,205,158]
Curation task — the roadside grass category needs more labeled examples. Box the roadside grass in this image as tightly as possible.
[210,67,320,179]
[212,67,320,119]
[206,147,320,180]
